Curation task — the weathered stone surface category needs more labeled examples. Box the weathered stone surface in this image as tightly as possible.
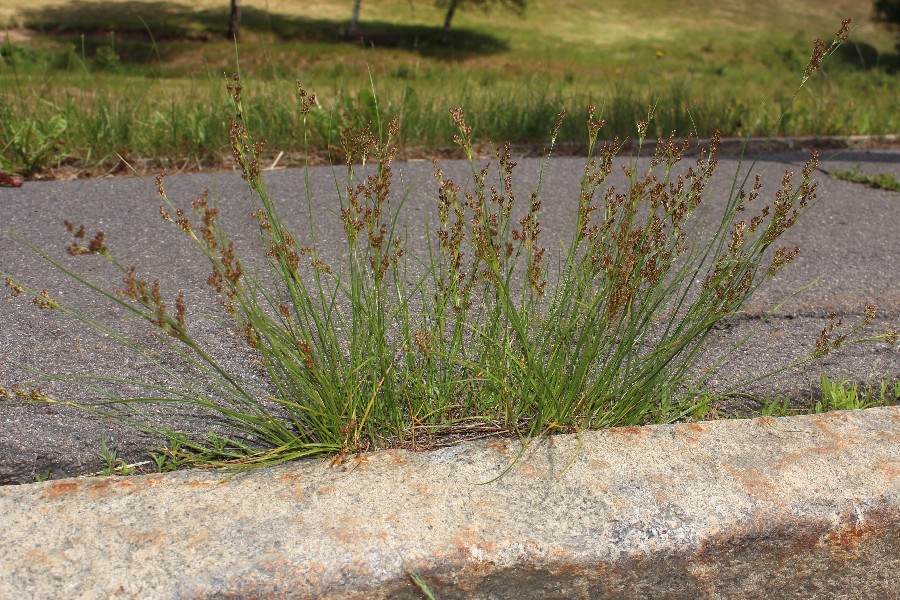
[1,407,898,599]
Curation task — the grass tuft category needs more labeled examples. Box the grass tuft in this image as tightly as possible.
[759,374,900,417]
[831,165,900,192]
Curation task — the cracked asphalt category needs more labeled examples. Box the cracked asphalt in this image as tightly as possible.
[1,146,897,484]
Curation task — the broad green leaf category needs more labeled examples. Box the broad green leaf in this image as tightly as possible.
[43,114,68,140]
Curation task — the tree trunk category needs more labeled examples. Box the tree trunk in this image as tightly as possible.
[348,0,363,37]
[228,0,241,40]
[441,0,459,44]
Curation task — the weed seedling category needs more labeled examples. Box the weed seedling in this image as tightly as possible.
[97,437,134,476]
[760,395,794,417]
[831,165,900,193]
[32,467,52,482]
[407,569,437,600]
[812,373,899,413]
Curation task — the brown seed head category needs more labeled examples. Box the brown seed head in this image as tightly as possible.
[296,81,318,115]
[33,289,60,310]
[863,303,877,326]
[5,277,24,296]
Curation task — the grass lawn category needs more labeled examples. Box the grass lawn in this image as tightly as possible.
[1,0,899,177]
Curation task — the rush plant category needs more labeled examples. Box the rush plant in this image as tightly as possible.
[2,19,895,474]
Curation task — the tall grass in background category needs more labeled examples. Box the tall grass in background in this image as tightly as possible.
[1,20,897,474]
[2,32,899,177]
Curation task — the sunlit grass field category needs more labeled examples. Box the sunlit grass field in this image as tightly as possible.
[1,0,898,176]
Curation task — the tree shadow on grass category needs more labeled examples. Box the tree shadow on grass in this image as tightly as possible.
[835,41,899,73]
[18,1,509,61]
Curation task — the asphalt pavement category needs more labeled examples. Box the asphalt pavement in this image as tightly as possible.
[1,146,897,484]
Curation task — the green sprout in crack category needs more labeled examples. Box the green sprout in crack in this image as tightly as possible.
[33,468,52,483]
[407,569,437,600]
[830,165,900,193]
[97,437,134,477]
[756,374,899,417]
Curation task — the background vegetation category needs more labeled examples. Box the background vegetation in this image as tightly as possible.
[1,0,898,177]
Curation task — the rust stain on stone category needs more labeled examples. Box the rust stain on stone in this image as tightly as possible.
[805,418,859,457]
[384,452,407,466]
[279,473,308,499]
[85,478,138,497]
[697,504,897,571]
[85,478,114,495]
[723,465,774,500]
[42,481,78,499]
[187,480,219,489]
[590,459,610,470]
[608,426,649,438]
[317,484,337,495]
[377,514,404,542]
[518,462,539,478]
[256,555,293,573]
[451,526,498,564]
[877,431,900,444]
[695,509,812,562]
[873,460,898,479]
[681,422,708,433]
[675,422,708,446]
[352,454,372,468]
[771,422,859,468]
[24,549,55,567]
[773,451,806,470]
[123,529,167,548]
[115,479,138,491]
[811,416,845,438]
[488,439,513,457]
[325,516,365,545]
[451,525,478,547]
[820,410,850,421]
[756,416,778,428]
[546,556,594,579]
[784,526,824,556]
[646,474,673,504]
[826,509,890,561]
[182,530,211,551]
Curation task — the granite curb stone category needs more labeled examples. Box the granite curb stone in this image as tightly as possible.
[1,407,897,598]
